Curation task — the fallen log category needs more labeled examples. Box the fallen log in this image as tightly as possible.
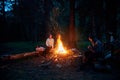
[0,51,37,61]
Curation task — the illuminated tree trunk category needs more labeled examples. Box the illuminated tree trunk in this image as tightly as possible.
[69,0,76,48]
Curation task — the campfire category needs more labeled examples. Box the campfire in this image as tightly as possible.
[53,34,81,57]
[53,34,75,57]
[54,35,68,55]
[48,34,82,68]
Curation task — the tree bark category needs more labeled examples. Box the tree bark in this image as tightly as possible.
[69,0,76,48]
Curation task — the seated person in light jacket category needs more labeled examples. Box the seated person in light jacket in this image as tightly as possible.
[44,34,54,56]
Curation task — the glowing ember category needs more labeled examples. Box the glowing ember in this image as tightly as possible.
[55,35,67,54]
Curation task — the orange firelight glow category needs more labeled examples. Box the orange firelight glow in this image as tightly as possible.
[55,35,67,54]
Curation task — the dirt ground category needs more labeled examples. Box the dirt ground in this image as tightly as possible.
[0,55,119,80]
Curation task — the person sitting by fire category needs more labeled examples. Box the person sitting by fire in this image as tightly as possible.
[84,35,103,63]
[36,34,54,56]
[43,34,54,57]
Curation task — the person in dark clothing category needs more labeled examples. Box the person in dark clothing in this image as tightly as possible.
[84,35,103,63]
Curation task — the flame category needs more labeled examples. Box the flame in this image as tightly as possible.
[55,35,67,54]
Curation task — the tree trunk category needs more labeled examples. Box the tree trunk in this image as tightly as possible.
[43,0,52,38]
[95,0,104,40]
[105,0,117,35]
[69,0,76,48]
[88,0,104,40]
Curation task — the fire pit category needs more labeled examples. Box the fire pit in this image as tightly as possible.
[49,35,83,68]
[39,35,83,69]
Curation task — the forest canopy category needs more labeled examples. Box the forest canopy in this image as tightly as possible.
[0,0,120,42]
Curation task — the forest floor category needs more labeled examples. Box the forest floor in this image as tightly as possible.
[0,54,120,80]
